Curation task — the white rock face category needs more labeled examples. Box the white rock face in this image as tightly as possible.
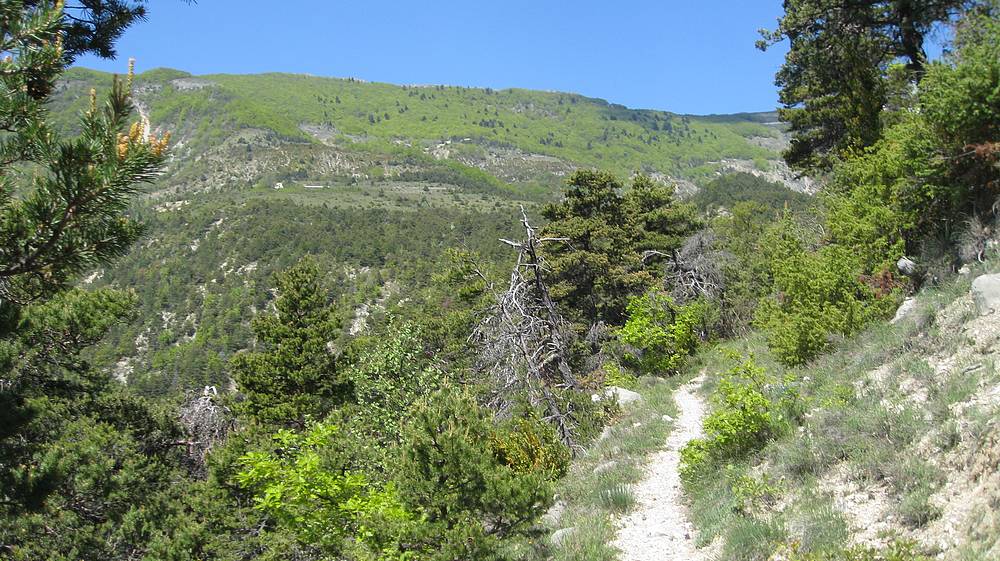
[596,425,614,442]
[891,298,918,324]
[593,460,618,475]
[604,386,643,405]
[897,257,918,276]
[971,274,1000,315]
[550,527,577,547]
[541,500,565,527]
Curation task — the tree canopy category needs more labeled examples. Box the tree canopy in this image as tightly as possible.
[758,0,980,171]
[540,170,699,327]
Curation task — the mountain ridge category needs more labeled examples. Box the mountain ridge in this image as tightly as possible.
[56,66,801,196]
[75,65,783,117]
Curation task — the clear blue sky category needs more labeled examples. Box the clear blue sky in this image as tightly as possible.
[75,1,790,115]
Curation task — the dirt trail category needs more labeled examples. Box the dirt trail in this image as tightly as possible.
[612,375,709,561]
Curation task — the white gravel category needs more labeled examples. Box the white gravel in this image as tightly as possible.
[612,375,711,561]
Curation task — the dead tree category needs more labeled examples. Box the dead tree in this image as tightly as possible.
[471,208,580,450]
[178,385,235,477]
[662,230,744,336]
[663,230,726,304]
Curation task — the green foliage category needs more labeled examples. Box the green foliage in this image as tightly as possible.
[618,291,704,375]
[728,467,778,517]
[920,4,1000,158]
[706,201,790,333]
[691,172,813,215]
[823,118,929,271]
[755,217,899,366]
[744,2,997,370]
[62,67,780,182]
[491,416,571,480]
[236,421,408,556]
[344,320,439,437]
[0,41,167,311]
[778,540,931,561]
[680,354,780,482]
[541,170,699,326]
[393,387,555,560]
[88,195,520,396]
[626,174,702,258]
[56,0,155,61]
[759,0,975,172]
[0,0,172,536]
[796,2,998,269]
[230,256,348,426]
[601,361,638,389]
[1,389,199,561]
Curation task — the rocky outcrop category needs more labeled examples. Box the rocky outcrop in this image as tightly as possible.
[597,386,643,405]
[971,273,1000,315]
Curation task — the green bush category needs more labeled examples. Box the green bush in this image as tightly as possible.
[602,361,639,389]
[391,388,555,560]
[777,540,931,561]
[490,416,571,480]
[343,319,441,450]
[236,422,408,556]
[822,7,1000,268]
[680,354,780,482]
[756,242,899,366]
[727,466,778,516]
[618,291,705,375]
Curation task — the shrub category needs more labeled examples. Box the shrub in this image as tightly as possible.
[602,361,638,389]
[728,466,778,516]
[777,540,931,561]
[756,243,899,366]
[343,319,441,450]
[619,291,705,375]
[392,388,555,560]
[236,422,408,556]
[491,416,571,480]
[680,354,780,482]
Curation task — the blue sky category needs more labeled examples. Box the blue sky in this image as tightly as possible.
[75,1,790,115]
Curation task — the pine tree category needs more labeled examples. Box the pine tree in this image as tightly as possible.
[230,256,349,426]
[0,4,170,312]
[0,0,169,516]
[392,388,554,560]
[758,0,979,172]
[540,170,699,327]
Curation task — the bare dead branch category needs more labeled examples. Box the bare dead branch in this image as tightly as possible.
[471,207,581,451]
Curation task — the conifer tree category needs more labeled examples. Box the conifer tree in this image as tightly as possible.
[392,388,554,560]
[230,256,349,426]
[758,0,980,172]
[540,170,699,326]
[0,0,170,515]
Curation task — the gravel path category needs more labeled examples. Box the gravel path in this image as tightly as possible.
[612,375,709,561]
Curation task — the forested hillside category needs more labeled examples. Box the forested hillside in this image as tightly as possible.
[46,65,811,397]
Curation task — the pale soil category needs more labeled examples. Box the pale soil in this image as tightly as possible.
[821,290,1000,558]
[613,375,716,561]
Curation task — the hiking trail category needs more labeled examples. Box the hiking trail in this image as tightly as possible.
[612,375,711,561]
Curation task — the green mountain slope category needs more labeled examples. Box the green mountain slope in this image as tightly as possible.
[56,67,789,194]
